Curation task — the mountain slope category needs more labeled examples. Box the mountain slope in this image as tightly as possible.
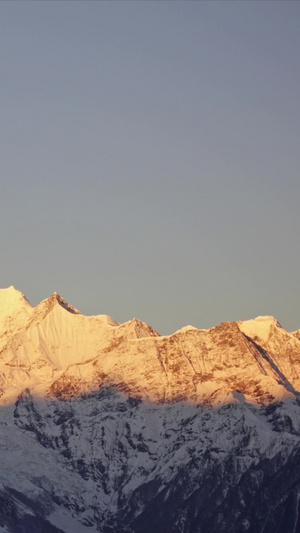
[0,287,300,532]
[1,287,300,406]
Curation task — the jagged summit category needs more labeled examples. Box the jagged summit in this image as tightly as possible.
[0,286,299,407]
[0,287,33,351]
[1,288,300,533]
[239,315,283,342]
[0,286,32,313]
[38,291,81,315]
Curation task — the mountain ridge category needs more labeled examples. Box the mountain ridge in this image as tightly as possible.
[1,287,300,532]
[0,287,299,406]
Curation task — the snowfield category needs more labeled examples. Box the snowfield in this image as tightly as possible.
[0,286,300,532]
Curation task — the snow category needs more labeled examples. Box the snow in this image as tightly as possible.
[239,315,282,342]
[9,387,295,529]
[0,288,300,407]
[0,286,33,330]
[0,286,32,313]
[49,510,99,533]
[1,288,300,530]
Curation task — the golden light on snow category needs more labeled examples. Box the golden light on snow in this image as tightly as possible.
[0,287,299,407]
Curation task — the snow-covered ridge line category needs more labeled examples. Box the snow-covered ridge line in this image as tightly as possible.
[0,286,300,406]
[1,288,300,532]
[0,286,297,336]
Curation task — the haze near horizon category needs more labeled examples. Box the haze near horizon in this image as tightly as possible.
[1,1,299,334]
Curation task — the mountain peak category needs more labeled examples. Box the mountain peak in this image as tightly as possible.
[238,315,282,342]
[39,292,81,316]
[1,286,299,406]
[0,286,32,315]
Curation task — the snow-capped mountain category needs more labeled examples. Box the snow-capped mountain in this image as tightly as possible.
[0,286,300,532]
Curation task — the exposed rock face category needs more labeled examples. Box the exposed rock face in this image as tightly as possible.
[1,288,300,406]
[0,287,300,532]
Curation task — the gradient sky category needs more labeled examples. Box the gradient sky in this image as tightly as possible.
[1,1,299,334]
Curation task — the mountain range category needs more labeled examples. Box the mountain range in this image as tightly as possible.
[0,286,300,532]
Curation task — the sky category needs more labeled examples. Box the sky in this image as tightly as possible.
[1,1,299,334]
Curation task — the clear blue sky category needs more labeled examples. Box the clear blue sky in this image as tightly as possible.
[1,1,299,334]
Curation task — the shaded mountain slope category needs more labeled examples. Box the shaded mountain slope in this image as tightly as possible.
[0,287,300,532]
